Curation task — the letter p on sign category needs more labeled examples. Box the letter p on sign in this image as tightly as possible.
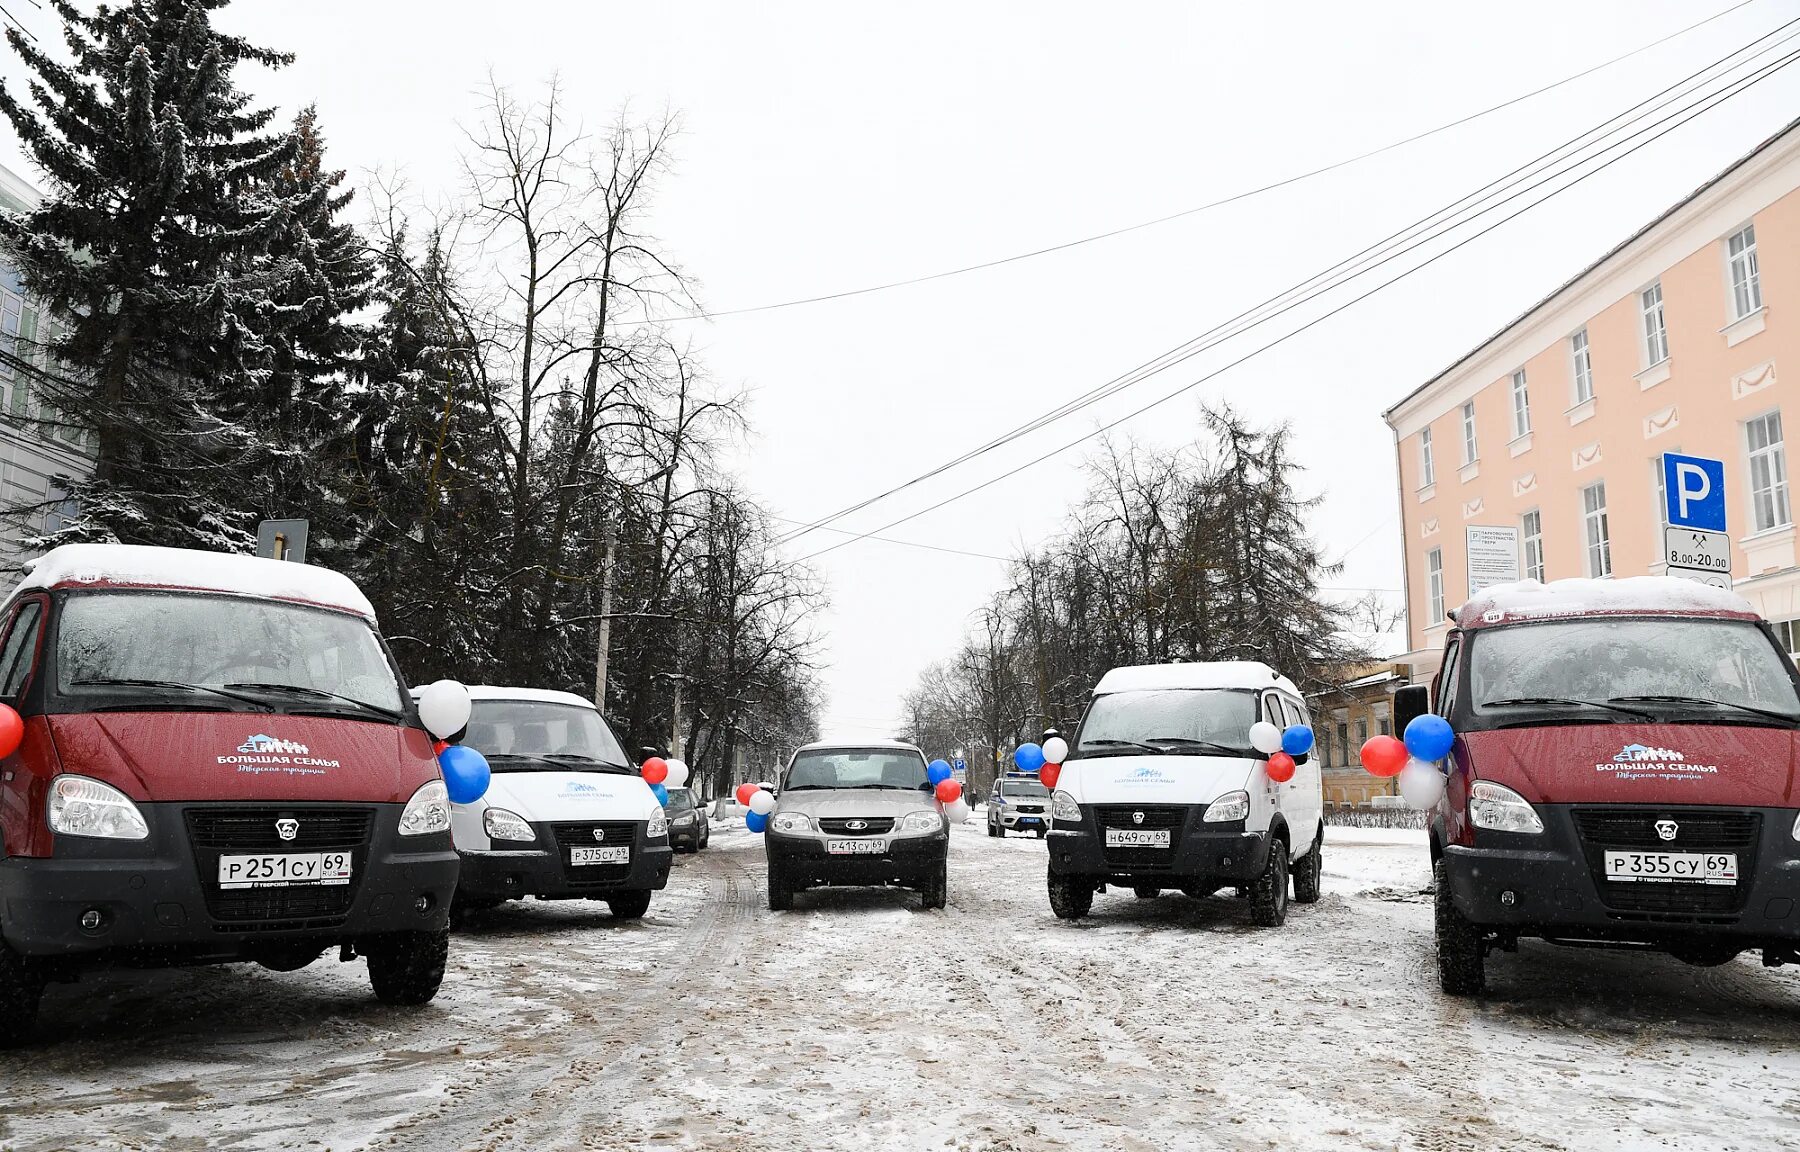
[1662,453,1727,532]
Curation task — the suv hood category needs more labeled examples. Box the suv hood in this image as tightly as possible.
[1462,724,1799,806]
[775,788,938,819]
[1059,754,1256,806]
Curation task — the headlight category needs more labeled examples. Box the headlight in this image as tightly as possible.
[1793,810,1800,842]
[771,811,812,834]
[647,809,669,839]
[1469,781,1544,834]
[899,811,943,833]
[48,775,148,840]
[399,779,451,836]
[1051,790,1082,821]
[1203,790,1250,823]
[672,811,697,825]
[482,807,535,843]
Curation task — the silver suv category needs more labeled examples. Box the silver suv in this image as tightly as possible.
[987,774,1051,838]
[764,741,949,910]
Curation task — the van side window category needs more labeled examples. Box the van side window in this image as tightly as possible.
[1436,638,1462,715]
[0,600,44,700]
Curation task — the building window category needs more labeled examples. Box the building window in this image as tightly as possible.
[1728,224,1762,321]
[1641,281,1669,366]
[1354,717,1369,752]
[0,289,20,382]
[1521,509,1544,582]
[1377,717,1391,737]
[1747,411,1791,533]
[1427,548,1445,622]
[1335,721,1349,767]
[1583,481,1612,578]
[1570,329,1593,404]
[1772,619,1800,659]
[1510,370,1531,438]
[1461,401,1478,464]
[1420,428,1435,487]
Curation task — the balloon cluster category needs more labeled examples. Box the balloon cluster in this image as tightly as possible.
[1014,736,1069,789]
[418,680,491,804]
[736,781,777,832]
[1247,721,1314,783]
[927,759,972,823]
[639,755,691,807]
[1359,714,1454,810]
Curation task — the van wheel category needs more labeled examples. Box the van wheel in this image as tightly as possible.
[767,859,794,911]
[366,930,449,1006]
[0,942,43,1048]
[1292,833,1323,904]
[1132,885,1160,899]
[1047,872,1093,920]
[1249,841,1290,927]
[607,890,652,920]
[1434,861,1486,995]
[920,859,948,910]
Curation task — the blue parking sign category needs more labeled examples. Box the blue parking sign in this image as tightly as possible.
[1662,453,1726,532]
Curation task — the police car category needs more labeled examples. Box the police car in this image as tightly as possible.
[986,773,1052,837]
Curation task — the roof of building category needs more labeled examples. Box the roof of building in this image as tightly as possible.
[1093,661,1300,698]
[14,543,376,619]
[0,162,40,216]
[1385,115,1800,422]
[1454,576,1757,629]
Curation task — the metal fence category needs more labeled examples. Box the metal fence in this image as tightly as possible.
[1323,804,1427,830]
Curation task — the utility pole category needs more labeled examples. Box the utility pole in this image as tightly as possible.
[669,677,684,759]
[593,514,619,709]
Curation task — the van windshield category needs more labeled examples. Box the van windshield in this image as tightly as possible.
[464,699,630,771]
[56,591,404,716]
[1468,617,1800,724]
[1076,689,1257,757]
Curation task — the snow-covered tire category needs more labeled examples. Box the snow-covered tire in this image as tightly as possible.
[0,942,43,1048]
[1047,872,1093,920]
[767,859,794,911]
[1249,839,1290,927]
[919,858,948,910]
[607,890,652,920]
[1435,860,1486,995]
[366,930,449,1006]
[1132,885,1160,899]
[1292,832,1323,904]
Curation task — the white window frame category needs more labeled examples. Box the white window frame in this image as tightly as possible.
[1582,481,1612,578]
[1641,281,1669,367]
[1461,401,1478,465]
[1570,328,1593,405]
[1510,369,1531,439]
[1521,508,1544,583]
[1746,410,1791,533]
[0,288,20,382]
[1419,427,1435,487]
[1426,548,1445,623]
[1727,224,1762,322]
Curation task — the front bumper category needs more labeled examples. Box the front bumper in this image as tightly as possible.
[458,817,672,901]
[1046,804,1272,885]
[0,801,457,962]
[766,829,947,887]
[993,807,1049,830]
[1442,803,1800,947]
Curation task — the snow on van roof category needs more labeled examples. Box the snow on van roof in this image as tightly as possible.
[15,544,376,619]
[1093,661,1300,697]
[1456,577,1757,626]
[460,686,597,709]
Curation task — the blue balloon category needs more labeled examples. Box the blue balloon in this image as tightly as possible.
[1014,743,1046,773]
[438,744,491,805]
[927,759,953,785]
[651,783,669,807]
[745,809,768,834]
[1404,714,1456,762]
[1281,725,1314,757]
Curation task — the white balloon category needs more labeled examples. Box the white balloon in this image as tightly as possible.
[944,797,972,823]
[1398,759,1446,810]
[417,679,472,740]
[1248,721,1283,756]
[748,790,777,816]
[663,759,690,789]
[1041,737,1069,765]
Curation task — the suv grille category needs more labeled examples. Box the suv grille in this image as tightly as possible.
[184,806,374,929]
[818,817,894,836]
[1572,806,1759,918]
[1094,805,1187,869]
[552,821,638,886]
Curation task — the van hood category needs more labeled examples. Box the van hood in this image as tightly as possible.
[474,769,659,820]
[47,713,440,803]
[774,788,940,820]
[1461,724,1799,807]
[1059,754,1256,806]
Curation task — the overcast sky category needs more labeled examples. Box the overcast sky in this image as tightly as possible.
[5,1,1799,747]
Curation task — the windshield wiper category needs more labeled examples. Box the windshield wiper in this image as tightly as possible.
[1079,738,1164,755]
[222,682,404,720]
[1608,695,1800,726]
[1483,697,1655,721]
[538,753,632,773]
[1146,737,1247,757]
[73,678,273,711]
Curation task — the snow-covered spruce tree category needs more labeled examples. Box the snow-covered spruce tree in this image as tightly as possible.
[0,0,313,549]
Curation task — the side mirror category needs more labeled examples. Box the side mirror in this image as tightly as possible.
[1394,684,1431,734]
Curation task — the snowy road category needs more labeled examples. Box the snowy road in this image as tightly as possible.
[4,823,1800,1151]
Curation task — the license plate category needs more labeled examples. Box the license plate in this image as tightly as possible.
[1604,850,1738,885]
[1017,817,1040,825]
[826,838,888,855]
[217,852,353,889]
[571,846,631,866]
[1104,828,1170,848]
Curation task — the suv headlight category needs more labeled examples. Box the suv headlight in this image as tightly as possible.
[1203,790,1250,823]
[1469,781,1544,834]
[771,811,813,834]
[483,807,535,843]
[1051,790,1082,822]
[48,775,149,840]
[646,809,669,839]
[899,811,943,834]
[399,779,451,836]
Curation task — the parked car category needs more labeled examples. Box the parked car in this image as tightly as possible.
[763,741,948,911]
[1044,661,1323,925]
[666,786,710,852]
[987,774,1051,837]
[0,544,461,1044]
[1409,576,1800,994]
[439,686,671,921]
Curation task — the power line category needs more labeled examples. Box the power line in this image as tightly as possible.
[767,515,1010,562]
[679,0,1760,326]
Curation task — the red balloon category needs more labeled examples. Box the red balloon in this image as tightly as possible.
[935,779,963,804]
[735,782,759,807]
[1361,734,1408,778]
[1039,762,1062,790]
[0,703,21,760]
[431,739,449,756]
[641,757,669,785]
[1266,751,1296,783]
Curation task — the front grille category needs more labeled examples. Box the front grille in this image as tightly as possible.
[1095,805,1187,869]
[184,806,374,930]
[186,808,374,850]
[1572,806,1759,918]
[818,817,895,836]
[1013,804,1045,815]
[552,821,638,886]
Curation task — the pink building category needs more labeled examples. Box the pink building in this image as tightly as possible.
[1386,118,1800,670]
